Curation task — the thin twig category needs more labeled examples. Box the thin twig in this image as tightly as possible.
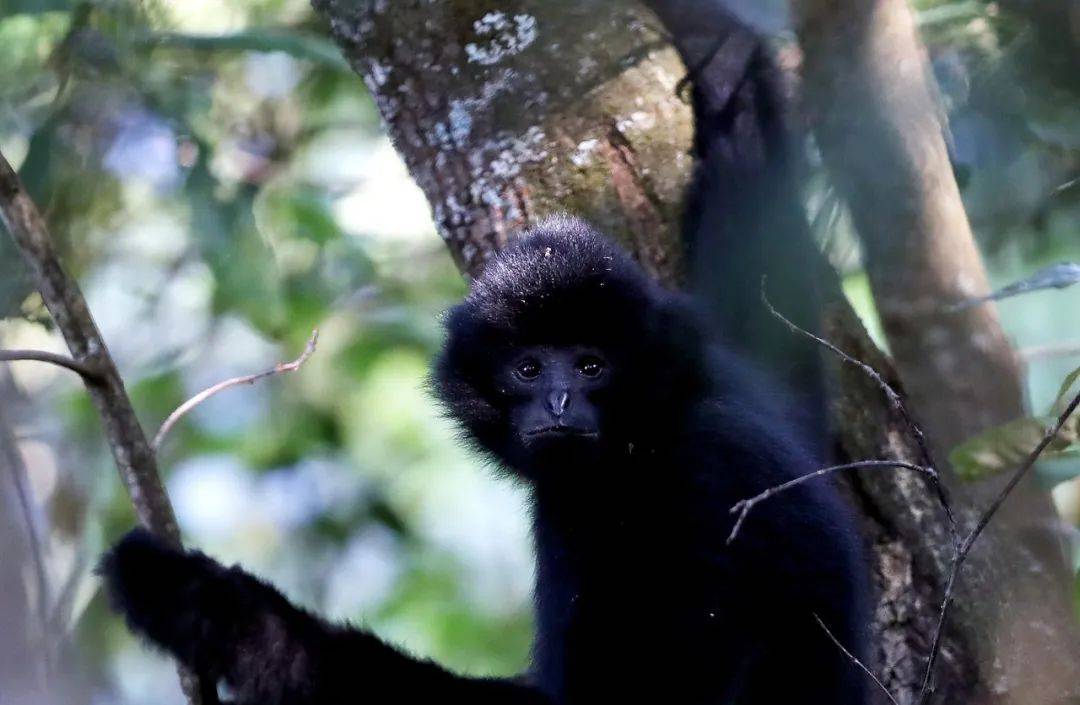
[814,614,899,705]
[727,460,935,544]
[0,148,213,705]
[760,277,956,532]
[918,388,1080,702]
[151,330,319,452]
[761,278,931,462]
[0,349,103,380]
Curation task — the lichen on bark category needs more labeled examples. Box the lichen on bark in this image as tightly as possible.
[313,0,693,282]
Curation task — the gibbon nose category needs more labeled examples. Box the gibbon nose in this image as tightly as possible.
[546,390,571,417]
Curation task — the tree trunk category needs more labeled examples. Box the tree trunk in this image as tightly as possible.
[314,0,693,285]
[312,1,1079,703]
[794,0,1080,701]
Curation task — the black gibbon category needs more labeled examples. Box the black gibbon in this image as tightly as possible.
[101,3,872,704]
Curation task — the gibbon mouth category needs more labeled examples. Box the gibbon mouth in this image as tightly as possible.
[525,426,599,439]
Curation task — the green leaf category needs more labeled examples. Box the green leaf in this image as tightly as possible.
[184,160,287,334]
[952,366,1080,482]
[257,187,341,246]
[949,415,1078,481]
[1051,365,1080,416]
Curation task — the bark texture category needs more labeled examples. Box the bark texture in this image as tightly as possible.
[793,0,1080,701]
[313,0,693,284]
[314,1,1077,704]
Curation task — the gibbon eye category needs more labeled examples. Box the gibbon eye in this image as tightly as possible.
[577,356,605,378]
[516,359,542,380]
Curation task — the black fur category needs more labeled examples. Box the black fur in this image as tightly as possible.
[101,219,870,705]
[436,220,871,704]
[100,528,548,705]
[647,0,831,450]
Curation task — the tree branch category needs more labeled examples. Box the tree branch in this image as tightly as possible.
[0,349,104,381]
[814,613,900,705]
[152,330,319,452]
[0,149,213,705]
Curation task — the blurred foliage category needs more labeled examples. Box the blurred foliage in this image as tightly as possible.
[0,0,1079,702]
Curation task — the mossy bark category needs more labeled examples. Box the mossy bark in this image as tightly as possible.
[314,0,692,283]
